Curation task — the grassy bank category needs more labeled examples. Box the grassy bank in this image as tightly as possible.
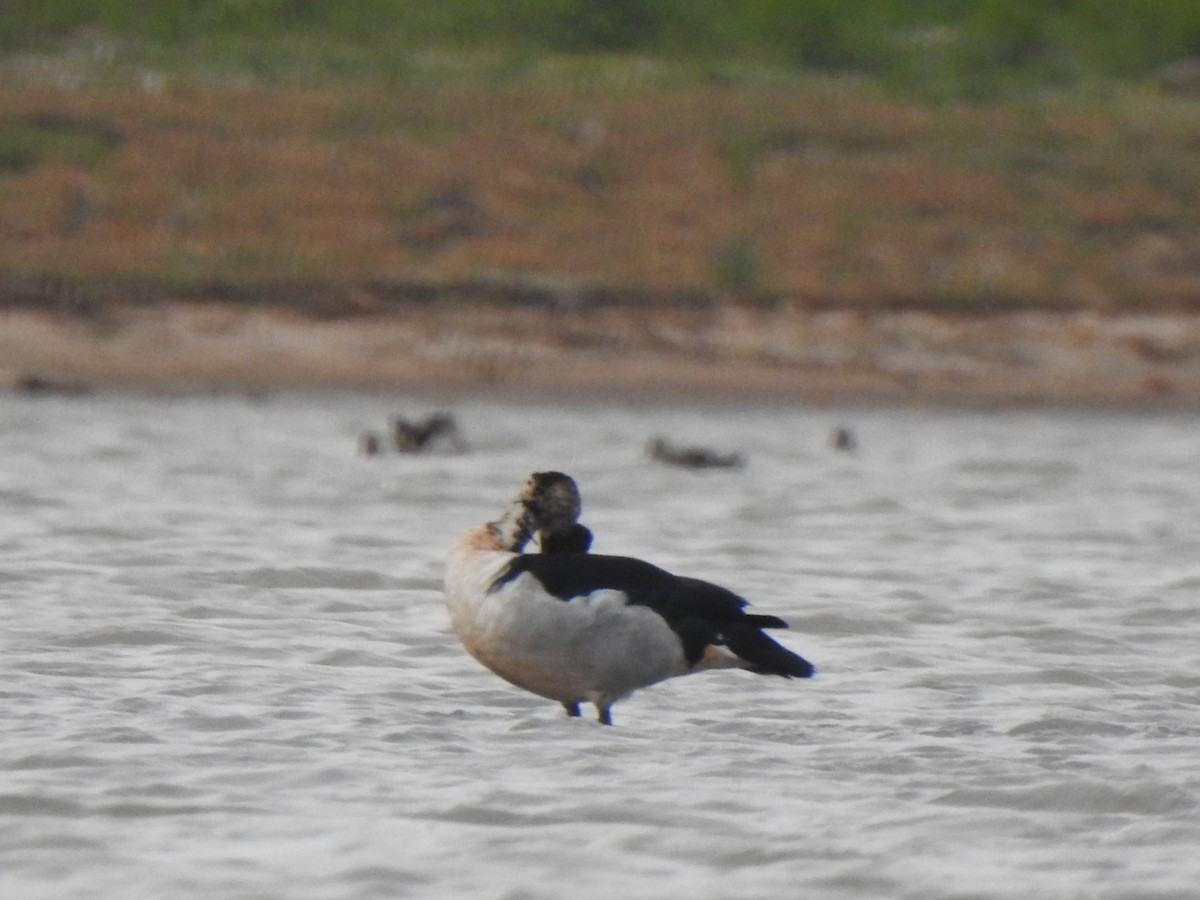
[2,16,1200,315]
[6,1,1200,96]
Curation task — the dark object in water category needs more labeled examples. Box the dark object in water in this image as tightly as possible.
[8,372,90,396]
[392,412,468,453]
[646,437,744,469]
[358,432,383,455]
[829,426,857,453]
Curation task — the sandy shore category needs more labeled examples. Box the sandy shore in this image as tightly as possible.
[4,301,1200,406]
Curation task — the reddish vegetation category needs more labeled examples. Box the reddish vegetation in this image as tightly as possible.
[3,68,1200,403]
[3,73,1200,310]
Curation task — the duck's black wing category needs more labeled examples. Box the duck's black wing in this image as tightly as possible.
[491,552,813,677]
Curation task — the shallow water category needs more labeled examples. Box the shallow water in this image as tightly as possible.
[2,392,1198,899]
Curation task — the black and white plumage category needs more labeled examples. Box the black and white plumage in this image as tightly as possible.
[444,471,814,725]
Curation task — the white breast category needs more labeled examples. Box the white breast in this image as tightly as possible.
[444,538,688,706]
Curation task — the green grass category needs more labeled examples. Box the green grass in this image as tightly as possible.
[4,1,1200,99]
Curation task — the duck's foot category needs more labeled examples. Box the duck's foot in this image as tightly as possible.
[596,706,613,726]
[562,702,581,718]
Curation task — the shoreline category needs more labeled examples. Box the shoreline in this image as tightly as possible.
[5,62,1200,413]
[4,301,1200,408]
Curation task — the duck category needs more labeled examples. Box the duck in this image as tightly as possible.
[392,412,468,453]
[444,471,813,725]
[829,425,857,453]
[646,437,745,469]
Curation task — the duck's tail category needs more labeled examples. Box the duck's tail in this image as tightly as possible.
[724,621,815,678]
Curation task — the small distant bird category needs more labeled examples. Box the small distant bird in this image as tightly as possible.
[444,471,813,725]
[9,372,90,396]
[829,426,857,453]
[646,437,745,469]
[392,412,468,453]
[358,432,383,455]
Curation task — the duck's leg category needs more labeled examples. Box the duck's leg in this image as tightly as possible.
[596,705,613,726]
[562,701,581,718]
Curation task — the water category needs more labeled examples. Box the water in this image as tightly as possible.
[2,392,1198,899]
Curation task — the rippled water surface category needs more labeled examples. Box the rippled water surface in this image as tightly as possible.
[2,392,1199,899]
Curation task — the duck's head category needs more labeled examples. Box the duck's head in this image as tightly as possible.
[520,471,581,534]
[490,471,582,553]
